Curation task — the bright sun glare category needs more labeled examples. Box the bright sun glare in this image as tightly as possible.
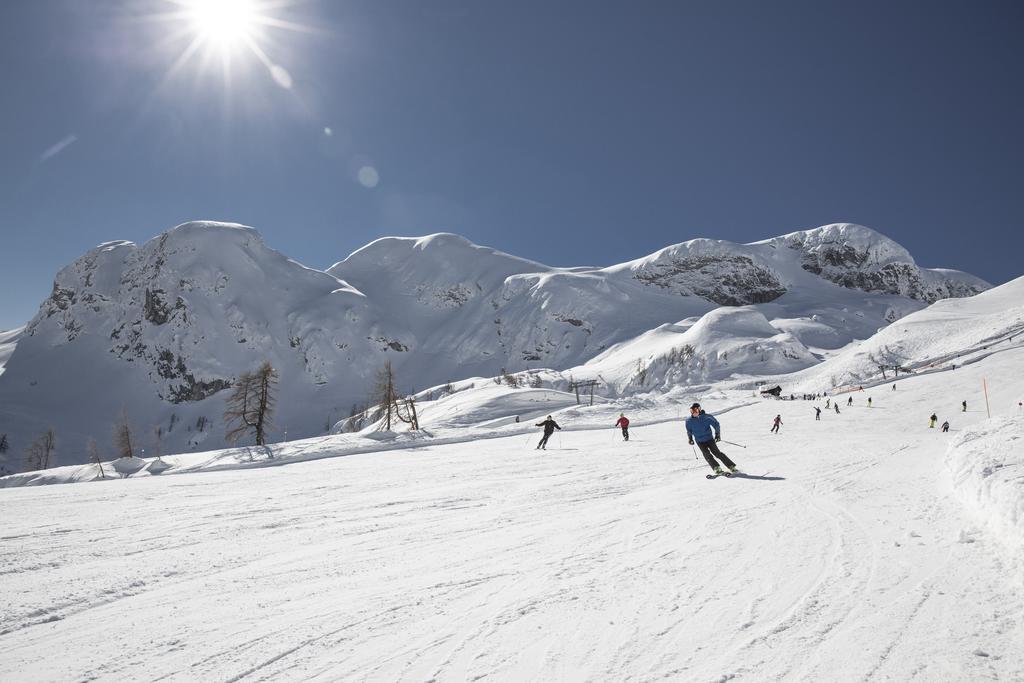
[188,0,257,49]
[150,0,311,89]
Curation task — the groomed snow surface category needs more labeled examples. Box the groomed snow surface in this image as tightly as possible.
[2,349,1023,681]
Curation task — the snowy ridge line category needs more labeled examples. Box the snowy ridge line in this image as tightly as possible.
[944,415,1024,584]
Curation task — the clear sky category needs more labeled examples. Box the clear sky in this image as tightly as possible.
[2,0,1022,330]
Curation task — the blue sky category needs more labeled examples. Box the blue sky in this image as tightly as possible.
[2,0,1022,330]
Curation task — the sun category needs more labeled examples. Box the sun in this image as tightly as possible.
[145,0,313,89]
[187,0,258,50]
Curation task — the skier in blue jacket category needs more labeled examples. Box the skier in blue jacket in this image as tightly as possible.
[685,403,738,475]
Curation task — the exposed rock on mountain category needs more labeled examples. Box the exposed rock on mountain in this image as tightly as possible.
[771,223,989,302]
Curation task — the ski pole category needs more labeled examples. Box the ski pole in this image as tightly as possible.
[720,439,747,449]
[691,444,698,460]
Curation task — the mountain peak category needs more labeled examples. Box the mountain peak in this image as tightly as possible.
[769,223,916,268]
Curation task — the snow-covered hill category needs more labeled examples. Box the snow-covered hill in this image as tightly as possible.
[0,221,990,472]
[766,275,1024,394]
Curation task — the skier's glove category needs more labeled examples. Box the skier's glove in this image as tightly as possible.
[715,435,721,442]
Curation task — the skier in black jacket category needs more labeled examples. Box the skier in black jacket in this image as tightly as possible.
[535,416,561,450]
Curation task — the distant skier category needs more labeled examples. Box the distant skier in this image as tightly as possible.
[535,415,560,450]
[815,407,821,421]
[686,403,738,476]
[962,400,967,412]
[892,384,896,391]
[941,421,950,432]
[867,397,872,408]
[771,415,783,433]
[834,404,840,414]
[847,396,853,407]
[825,398,830,409]
[929,413,937,428]
[615,413,630,441]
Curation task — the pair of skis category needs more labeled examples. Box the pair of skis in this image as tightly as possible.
[706,470,739,479]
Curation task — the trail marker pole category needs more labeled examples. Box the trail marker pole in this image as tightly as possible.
[983,379,991,419]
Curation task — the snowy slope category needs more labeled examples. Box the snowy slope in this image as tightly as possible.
[0,326,21,378]
[0,344,1021,681]
[768,275,1024,394]
[0,222,990,471]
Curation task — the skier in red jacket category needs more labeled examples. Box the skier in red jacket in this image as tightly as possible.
[615,413,630,441]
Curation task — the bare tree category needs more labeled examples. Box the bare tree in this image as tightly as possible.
[224,361,279,445]
[24,429,56,470]
[114,409,135,458]
[501,369,519,388]
[0,433,7,454]
[372,360,399,430]
[87,438,106,479]
[395,395,420,430]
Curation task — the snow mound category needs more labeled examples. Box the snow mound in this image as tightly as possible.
[580,307,817,394]
[112,456,149,477]
[945,415,1024,583]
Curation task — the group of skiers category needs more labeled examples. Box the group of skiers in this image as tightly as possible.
[925,401,969,432]
[528,383,977,477]
[531,403,742,477]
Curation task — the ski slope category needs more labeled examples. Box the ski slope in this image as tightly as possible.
[1,349,1022,681]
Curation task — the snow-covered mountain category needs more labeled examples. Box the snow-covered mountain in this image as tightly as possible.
[0,221,989,472]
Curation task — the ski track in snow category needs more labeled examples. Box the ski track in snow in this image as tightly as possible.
[1,351,1023,681]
